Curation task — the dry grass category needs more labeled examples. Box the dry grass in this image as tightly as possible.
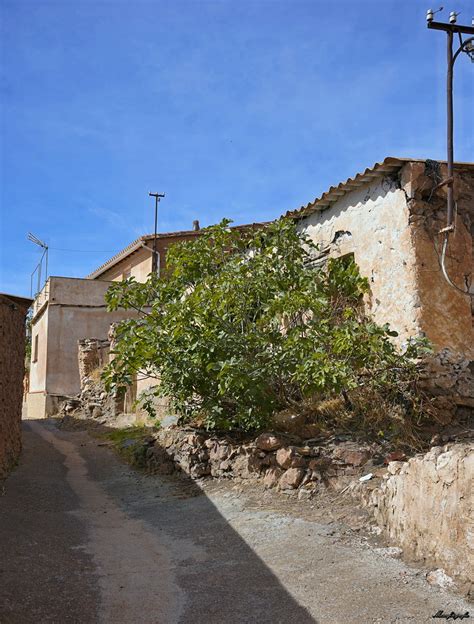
[88,367,103,383]
[299,389,434,450]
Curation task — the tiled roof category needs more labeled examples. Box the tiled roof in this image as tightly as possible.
[0,293,33,307]
[87,222,269,280]
[284,157,474,220]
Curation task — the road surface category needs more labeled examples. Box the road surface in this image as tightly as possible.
[0,420,470,623]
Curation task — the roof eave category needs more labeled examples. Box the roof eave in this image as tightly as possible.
[285,157,474,220]
[86,238,144,280]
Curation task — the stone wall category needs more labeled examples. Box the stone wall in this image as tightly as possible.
[406,162,474,422]
[78,338,110,389]
[145,427,391,497]
[405,162,473,359]
[0,295,31,478]
[366,443,473,592]
[64,337,125,422]
[419,349,474,425]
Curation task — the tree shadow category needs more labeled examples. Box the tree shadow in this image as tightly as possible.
[4,418,318,623]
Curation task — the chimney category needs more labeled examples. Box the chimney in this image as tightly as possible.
[192,220,200,231]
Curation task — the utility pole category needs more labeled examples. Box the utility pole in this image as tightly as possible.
[426,8,474,292]
[426,9,474,232]
[148,192,165,275]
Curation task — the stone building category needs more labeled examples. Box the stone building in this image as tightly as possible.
[288,157,474,421]
[0,293,32,477]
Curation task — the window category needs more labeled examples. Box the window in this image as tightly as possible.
[33,335,39,363]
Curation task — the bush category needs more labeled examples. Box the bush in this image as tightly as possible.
[104,218,430,434]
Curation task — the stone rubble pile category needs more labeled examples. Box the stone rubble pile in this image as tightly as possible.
[60,337,124,422]
[145,428,393,495]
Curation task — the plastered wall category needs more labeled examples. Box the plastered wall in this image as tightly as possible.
[27,277,136,418]
[297,176,421,345]
[297,163,473,361]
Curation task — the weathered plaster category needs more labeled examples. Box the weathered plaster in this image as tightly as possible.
[297,163,473,360]
[98,233,198,282]
[100,247,153,282]
[297,176,422,345]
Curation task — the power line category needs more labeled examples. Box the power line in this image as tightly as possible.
[48,247,121,253]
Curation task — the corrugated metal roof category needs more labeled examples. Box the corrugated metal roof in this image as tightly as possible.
[284,157,474,220]
[87,222,269,280]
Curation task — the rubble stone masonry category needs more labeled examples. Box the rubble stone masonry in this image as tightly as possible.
[368,443,473,591]
[0,295,31,478]
[298,161,474,422]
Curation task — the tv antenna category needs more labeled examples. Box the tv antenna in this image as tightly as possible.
[27,232,49,297]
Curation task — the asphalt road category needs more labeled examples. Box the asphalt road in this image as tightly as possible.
[0,420,470,624]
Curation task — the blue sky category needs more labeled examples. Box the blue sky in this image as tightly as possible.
[1,0,473,297]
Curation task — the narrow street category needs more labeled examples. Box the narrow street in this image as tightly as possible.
[0,420,470,624]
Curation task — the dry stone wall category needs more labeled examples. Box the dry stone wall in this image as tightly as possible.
[366,443,473,592]
[0,296,30,478]
[78,338,110,388]
[419,349,474,424]
[145,427,392,498]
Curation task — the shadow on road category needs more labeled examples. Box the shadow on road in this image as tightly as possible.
[0,418,318,623]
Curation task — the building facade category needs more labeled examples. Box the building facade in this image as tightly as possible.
[26,277,135,419]
[290,157,474,420]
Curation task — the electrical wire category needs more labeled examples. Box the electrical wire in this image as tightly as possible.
[48,247,121,253]
[440,233,471,296]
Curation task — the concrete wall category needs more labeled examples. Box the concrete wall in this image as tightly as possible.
[0,295,31,478]
[45,305,132,396]
[48,277,116,307]
[29,305,49,393]
[26,277,136,419]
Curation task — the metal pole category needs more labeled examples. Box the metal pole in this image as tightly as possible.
[427,13,474,295]
[446,29,454,229]
[153,195,158,274]
[427,15,474,231]
[37,257,42,295]
[149,192,165,275]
